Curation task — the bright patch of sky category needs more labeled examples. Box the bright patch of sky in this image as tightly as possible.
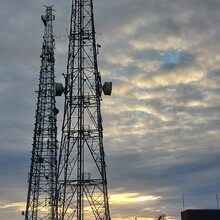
[160,49,189,68]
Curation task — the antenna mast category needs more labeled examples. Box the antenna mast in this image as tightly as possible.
[57,0,112,219]
[25,6,59,220]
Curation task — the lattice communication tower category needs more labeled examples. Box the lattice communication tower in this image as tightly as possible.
[25,6,59,220]
[57,0,112,219]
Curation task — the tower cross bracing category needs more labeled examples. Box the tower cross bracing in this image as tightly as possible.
[25,6,58,220]
[57,0,111,219]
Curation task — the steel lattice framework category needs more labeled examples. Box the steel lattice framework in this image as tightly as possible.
[57,0,111,219]
[25,6,58,220]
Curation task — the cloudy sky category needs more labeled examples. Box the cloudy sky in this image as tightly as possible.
[1,0,220,219]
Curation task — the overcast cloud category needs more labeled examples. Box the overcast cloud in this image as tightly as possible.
[1,0,220,220]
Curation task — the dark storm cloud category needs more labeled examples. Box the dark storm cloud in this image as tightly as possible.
[107,137,220,198]
[0,148,29,188]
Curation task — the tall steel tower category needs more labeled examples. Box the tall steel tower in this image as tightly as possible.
[57,0,112,219]
[25,6,59,220]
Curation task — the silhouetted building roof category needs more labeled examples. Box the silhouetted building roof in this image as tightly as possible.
[181,209,220,220]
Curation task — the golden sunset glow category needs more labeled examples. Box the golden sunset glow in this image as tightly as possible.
[0,202,25,211]
[109,193,161,204]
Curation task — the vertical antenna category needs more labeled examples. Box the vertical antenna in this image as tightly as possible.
[57,0,112,219]
[182,193,185,210]
[25,5,59,220]
[216,194,219,209]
